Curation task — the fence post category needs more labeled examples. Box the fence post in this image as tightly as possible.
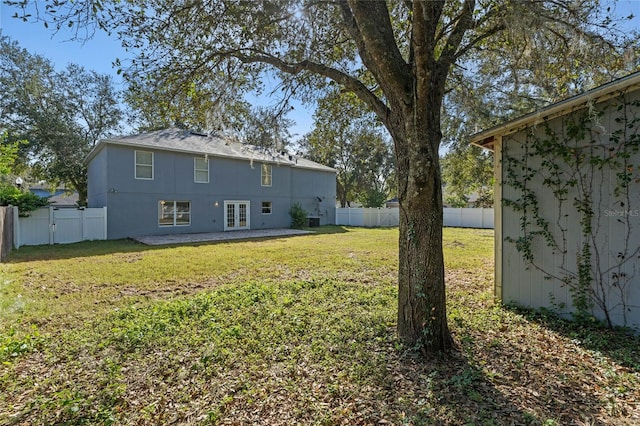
[12,206,20,249]
[48,206,54,245]
[80,208,85,242]
[103,207,108,240]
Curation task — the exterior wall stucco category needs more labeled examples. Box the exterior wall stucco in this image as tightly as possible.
[87,146,108,209]
[88,143,336,239]
[290,167,337,225]
[499,90,640,331]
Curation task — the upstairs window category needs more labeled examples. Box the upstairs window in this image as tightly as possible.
[261,163,272,187]
[194,157,209,183]
[135,150,153,180]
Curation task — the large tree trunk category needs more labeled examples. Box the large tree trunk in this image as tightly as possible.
[393,109,453,353]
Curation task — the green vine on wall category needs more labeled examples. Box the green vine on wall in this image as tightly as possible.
[503,93,640,328]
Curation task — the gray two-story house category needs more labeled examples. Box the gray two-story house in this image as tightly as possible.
[85,128,337,239]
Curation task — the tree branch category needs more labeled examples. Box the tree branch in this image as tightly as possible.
[228,49,390,124]
[437,0,475,72]
[339,0,411,101]
[455,23,506,60]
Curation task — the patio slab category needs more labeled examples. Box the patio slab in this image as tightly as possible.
[132,228,313,246]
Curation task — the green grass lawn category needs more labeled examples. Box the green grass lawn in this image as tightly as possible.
[1,226,638,425]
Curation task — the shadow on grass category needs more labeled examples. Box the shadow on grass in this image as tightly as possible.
[445,324,635,424]
[392,350,535,425]
[506,305,640,372]
[5,226,351,263]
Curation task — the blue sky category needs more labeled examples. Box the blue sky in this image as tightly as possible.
[0,3,315,140]
[1,1,639,140]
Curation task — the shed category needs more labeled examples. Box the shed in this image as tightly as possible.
[471,72,640,331]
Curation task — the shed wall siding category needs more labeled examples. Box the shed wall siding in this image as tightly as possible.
[500,90,640,331]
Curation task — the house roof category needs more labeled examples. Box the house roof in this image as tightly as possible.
[48,191,79,206]
[470,71,640,150]
[85,128,336,173]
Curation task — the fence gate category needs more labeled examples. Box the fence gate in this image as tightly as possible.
[14,206,107,248]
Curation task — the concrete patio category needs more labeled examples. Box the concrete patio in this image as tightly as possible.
[132,228,313,246]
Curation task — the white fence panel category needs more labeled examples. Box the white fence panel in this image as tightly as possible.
[15,206,107,248]
[83,208,109,241]
[335,207,493,229]
[16,207,51,246]
[336,208,366,227]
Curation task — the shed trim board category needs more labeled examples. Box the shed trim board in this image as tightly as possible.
[470,72,640,149]
[493,137,503,303]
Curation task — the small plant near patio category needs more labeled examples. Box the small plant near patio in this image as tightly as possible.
[288,202,307,228]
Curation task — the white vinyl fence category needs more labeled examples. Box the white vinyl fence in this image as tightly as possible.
[335,207,494,229]
[13,206,107,248]
[335,207,400,227]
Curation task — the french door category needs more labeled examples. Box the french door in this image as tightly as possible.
[223,201,250,231]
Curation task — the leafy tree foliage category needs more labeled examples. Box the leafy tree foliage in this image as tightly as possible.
[9,0,636,353]
[442,146,493,208]
[0,36,123,205]
[0,131,21,177]
[127,73,294,149]
[299,90,394,207]
[242,106,295,149]
[0,185,49,216]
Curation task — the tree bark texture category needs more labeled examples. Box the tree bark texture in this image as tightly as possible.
[390,106,453,352]
[339,0,456,352]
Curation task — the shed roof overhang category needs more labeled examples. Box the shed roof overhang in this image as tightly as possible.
[469,71,640,152]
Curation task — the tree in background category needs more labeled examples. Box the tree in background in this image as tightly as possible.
[125,64,254,135]
[242,106,295,149]
[0,131,49,215]
[438,2,639,203]
[126,72,295,149]
[0,36,123,205]
[441,146,493,208]
[0,131,21,177]
[299,89,393,207]
[11,0,637,353]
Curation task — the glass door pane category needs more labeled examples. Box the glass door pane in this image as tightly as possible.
[239,203,247,227]
[226,203,235,228]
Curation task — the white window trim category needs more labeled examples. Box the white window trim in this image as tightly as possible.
[135,150,154,180]
[261,163,272,187]
[158,200,191,227]
[194,157,209,183]
[261,201,272,215]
